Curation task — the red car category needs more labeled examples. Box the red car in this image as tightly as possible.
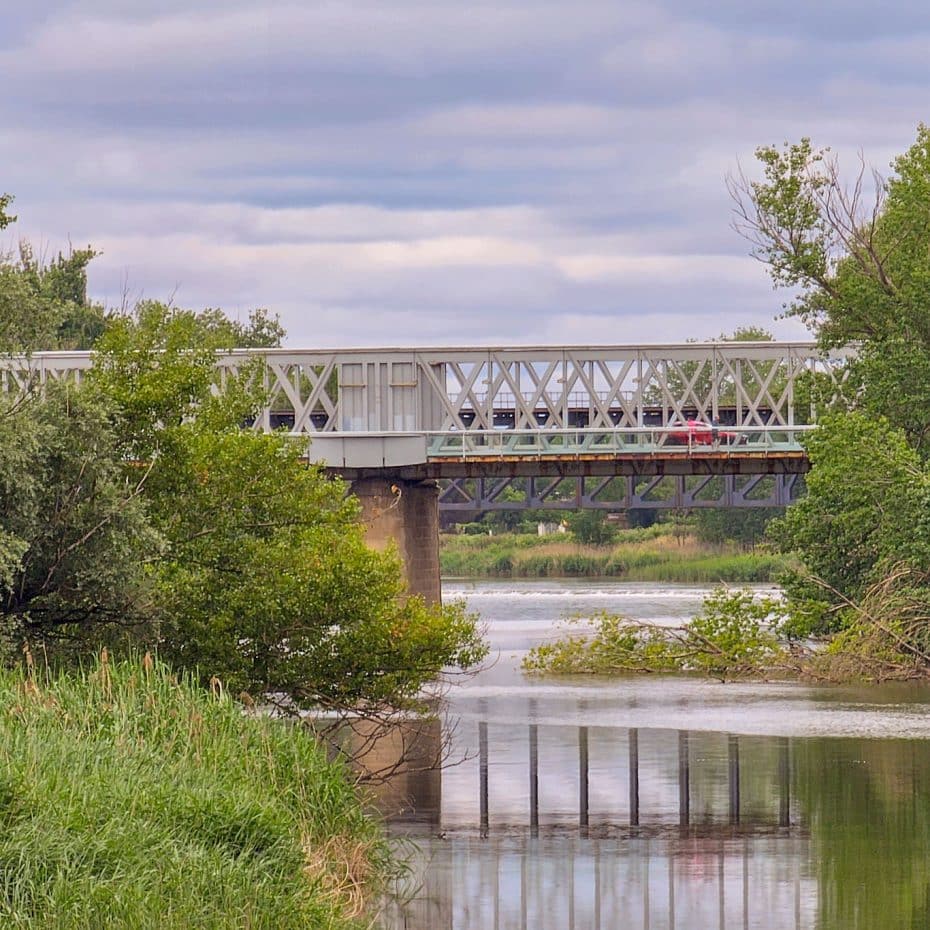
[664,419,744,446]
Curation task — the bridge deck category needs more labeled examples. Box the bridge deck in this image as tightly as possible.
[311,426,810,481]
[332,451,808,480]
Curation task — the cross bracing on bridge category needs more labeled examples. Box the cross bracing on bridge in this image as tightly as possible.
[7,342,852,435]
[439,473,802,512]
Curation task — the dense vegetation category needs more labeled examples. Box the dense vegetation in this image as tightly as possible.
[0,194,485,924]
[530,125,930,683]
[729,125,930,676]
[0,654,389,929]
[0,196,484,713]
[441,522,785,583]
[524,588,788,679]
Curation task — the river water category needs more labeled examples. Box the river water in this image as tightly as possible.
[383,580,930,930]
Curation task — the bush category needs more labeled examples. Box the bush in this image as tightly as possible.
[524,587,789,680]
[567,511,617,546]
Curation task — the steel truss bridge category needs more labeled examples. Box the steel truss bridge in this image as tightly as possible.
[7,342,850,512]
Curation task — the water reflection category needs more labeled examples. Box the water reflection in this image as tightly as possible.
[442,724,796,831]
[387,833,812,930]
[379,583,930,928]
[381,724,930,929]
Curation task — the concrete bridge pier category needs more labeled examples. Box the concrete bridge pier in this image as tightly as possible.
[352,476,442,605]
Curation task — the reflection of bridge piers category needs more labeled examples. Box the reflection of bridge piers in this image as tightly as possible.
[387,832,813,930]
[386,724,811,929]
[471,724,795,834]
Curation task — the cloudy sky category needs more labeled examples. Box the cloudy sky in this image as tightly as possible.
[1,2,926,347]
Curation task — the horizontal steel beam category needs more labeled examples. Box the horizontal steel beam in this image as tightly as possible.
[437,474,802,512]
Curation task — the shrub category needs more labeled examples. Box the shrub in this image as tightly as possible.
[525,587,789,680]
[567,511,617,546]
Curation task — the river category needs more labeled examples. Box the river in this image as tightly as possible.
[383,580,930,929]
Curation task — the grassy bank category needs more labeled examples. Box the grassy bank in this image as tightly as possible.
[0,655,390,929]
[441,525,786,583]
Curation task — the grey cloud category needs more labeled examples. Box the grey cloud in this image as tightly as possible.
[1,0,927,349]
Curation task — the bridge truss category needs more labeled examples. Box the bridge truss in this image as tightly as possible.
[439,473,802,513]
[6,342,848,511]
[9,342,851,432]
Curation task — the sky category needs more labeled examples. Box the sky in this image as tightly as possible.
[1,1,927,348]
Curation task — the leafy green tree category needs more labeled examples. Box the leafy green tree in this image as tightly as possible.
[89,306,486,711]
[0,193,14,230]
[694,492,781,547]
[152,428,484,709]
[568,510,616,546]
[642,326,782,419]
[732,126,930,651]
[0,385,157,647]
[769,412,930,633]
[730,125,930,451]
[0,196,105,352]
[193,306,285,348]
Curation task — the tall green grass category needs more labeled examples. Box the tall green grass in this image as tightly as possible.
[0,654,389,929]
[440,530,786,582]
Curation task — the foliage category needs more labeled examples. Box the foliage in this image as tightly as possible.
[86,305,486,713]
[523,586,788,680]
[0,654,390,928]
[0,200,104,351]
[732,127,930,672]
[152,429,485,709]
[769,412,930,635]
[685,587,786,678]
[0,386,157,647]
[567,510,617,546]
[695,501,781,547]
[189,306,285,348]
[641,325,781,412]
[0,194,281,355]
[522,612,678,675]
[803,566,930,682]
[731,126,930,451]
[0,193,15,230]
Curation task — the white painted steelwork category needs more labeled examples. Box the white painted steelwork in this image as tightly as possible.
[5,342,852,437]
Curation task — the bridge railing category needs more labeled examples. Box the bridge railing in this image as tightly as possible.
[424,426,815,458]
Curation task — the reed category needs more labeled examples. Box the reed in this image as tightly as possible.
[440,530,786,582]
[0,654,390,929]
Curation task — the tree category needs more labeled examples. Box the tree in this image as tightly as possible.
[641,326,784,421]
[768,412,930,634]
[0,193,14,230]
[730,126,930,451]
[0,385,157,648]
[568,510,616,546]
[694,503,779,548]
[0,196,105,352]
[151,428,484,710]
[195,306,285,348]
[88,306,486,713]
[731,127,930,646]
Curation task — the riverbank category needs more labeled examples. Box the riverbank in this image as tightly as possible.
[0,655,390,929]
[440,525,786,582]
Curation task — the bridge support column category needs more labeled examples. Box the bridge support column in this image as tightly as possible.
[352,477,441,605]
